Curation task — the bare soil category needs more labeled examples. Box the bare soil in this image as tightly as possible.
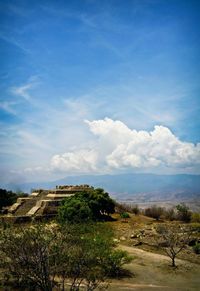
[106,214,200,290]
[107,244,200,290]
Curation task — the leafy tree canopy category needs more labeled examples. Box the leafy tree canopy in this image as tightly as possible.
[0,222,132,290]
[0,189,28,211]
[58,188,115,223]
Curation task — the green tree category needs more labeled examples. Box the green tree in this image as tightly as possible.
[0,222,132,291]
[0,189,17,210]
[0,188,28,211]
[59,197,92,223]
[58,188,115,223]
[57,223,132,290]
[0,224,58,290]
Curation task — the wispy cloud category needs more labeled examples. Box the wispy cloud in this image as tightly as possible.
[0,101,18,115]
[0,34,30,54]
[17,130,52,150]
[10,76,39,101]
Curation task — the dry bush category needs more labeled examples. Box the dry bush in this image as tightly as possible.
[156,224,191,267]
[144,205,164,220]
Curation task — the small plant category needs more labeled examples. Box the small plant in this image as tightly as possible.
[104,250,132,277]
[120,212,130,223]
[120,212,130,219]
[193,242,200,254]
[131,205,140,215]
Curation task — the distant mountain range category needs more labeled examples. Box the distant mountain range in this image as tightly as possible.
[2,173,200,202]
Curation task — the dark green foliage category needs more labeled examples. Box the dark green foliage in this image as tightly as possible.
[0,188,28,211]
[193,242,200,254]
[58,188,115,223]
[120,212,130,219]
[176,203,192,222]
[0,189,17,210]
[131,204,140,215]
[59,197,92,223]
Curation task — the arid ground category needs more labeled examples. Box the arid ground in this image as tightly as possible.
[106,214,200,291]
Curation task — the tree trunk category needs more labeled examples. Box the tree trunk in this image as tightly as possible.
[172,256,176,267]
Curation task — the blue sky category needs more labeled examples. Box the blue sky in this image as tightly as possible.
[0,0,200,184]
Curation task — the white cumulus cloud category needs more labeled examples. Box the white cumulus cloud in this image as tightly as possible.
[50,118,200,174]
[51,149,99,173]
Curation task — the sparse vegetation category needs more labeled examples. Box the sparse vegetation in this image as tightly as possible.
[156,224,191,267]
[192,212,200,223]
[164,207,176,221]
[131,204,140,215]
[0,222,132,290]
[144,205,164,221]
[176,203,192,223]
[115,202,132,214]
[120,212,130,223]
[0,184,200,290]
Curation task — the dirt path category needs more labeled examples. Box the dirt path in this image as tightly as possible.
[106,244,200,290]
[109,282,171,290]
[119,245,184,265]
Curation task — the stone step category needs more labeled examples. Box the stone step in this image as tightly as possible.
[8,202,21,214]
[27,205,41,216]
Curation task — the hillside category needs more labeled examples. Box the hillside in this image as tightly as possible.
[3,173,200,202]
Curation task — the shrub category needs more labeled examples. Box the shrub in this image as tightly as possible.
[0,224,57,290]
[104,250,132,277]
[176,203,192,223]
[120,212,130,219]
[120,212,130,223]
[131,204,140,215]
[190,223,200,233]
[115,203,132,214]
[191,213,200,223]
[193,242,200,254]
[0,222,132,290]
[144,205,164,220]
[164,208,176,221]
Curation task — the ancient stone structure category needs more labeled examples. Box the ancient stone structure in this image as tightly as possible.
[5,185,93,221]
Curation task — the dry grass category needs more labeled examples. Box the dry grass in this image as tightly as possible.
[105,213,200,290]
